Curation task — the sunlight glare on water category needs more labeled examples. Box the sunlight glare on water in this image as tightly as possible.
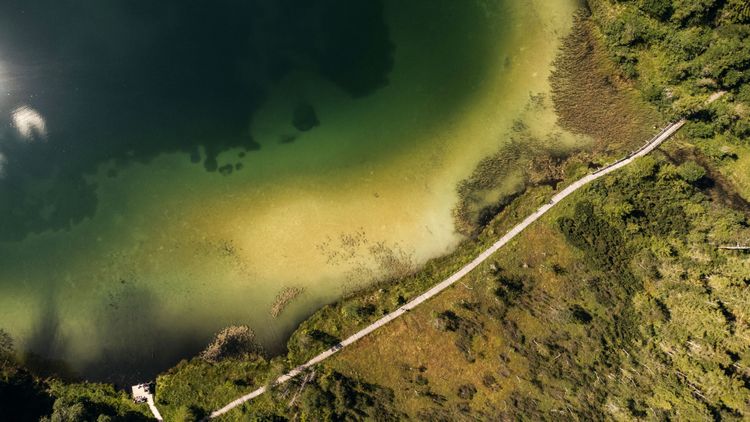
[11,105,48,140]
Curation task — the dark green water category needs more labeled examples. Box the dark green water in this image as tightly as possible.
[0,0,581,384]
[0,0,395,240]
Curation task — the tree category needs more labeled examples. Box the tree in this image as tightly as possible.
[40,399,86,422]
[671,0,719,25]
[724,0,750,23]
[640,0,673,20]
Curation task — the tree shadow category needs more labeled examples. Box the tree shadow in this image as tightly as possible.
[21,297,76,381]
[78,285,208,386]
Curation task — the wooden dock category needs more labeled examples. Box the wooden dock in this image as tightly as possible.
[131,383,163,421]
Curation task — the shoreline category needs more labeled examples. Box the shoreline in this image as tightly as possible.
[1,0,584,385]
[154,3,663,417]
[210,109,710,418]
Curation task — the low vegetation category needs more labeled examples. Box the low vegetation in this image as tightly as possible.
[453,132,574,235]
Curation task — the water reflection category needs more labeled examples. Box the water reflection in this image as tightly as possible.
[11,105,47,140]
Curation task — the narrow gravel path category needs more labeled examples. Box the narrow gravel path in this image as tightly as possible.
[207,92,724,419]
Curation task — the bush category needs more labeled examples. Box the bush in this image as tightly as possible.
[0,329,13,369]
[434,311,461,332]
[457,384,477,400]
[40,398,86,422]
[686,121,716,138]
[172,405,202,422]
[570,305,594,324]
[677,161,707,183]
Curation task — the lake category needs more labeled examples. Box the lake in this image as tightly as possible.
[0,0,582,383]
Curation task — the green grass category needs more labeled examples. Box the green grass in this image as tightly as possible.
[155,357,274,420]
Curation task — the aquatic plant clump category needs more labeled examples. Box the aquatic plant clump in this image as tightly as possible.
[270,287,305,318]
[200,325,263,363]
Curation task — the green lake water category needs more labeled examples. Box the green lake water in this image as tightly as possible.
[0,0,582,383]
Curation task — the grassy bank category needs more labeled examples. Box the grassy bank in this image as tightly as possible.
[321,141,750,420]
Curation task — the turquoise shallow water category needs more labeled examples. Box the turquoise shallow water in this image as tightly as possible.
[0,0,582,383]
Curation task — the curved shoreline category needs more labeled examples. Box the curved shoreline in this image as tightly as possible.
[206,91,724,418]
[0,0,583,383]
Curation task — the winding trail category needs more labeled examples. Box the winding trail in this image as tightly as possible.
[207,92,724,419]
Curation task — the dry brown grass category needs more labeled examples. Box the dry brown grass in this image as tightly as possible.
[550,14,663,153]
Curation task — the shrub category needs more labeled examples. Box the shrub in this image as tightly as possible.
[434,311,461,332]
[570,305,594,324]
[686,121,716,138]
[172,405,202,422]
[457,384,477,400]
[0,329,13,368]
[677,161,707,183]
